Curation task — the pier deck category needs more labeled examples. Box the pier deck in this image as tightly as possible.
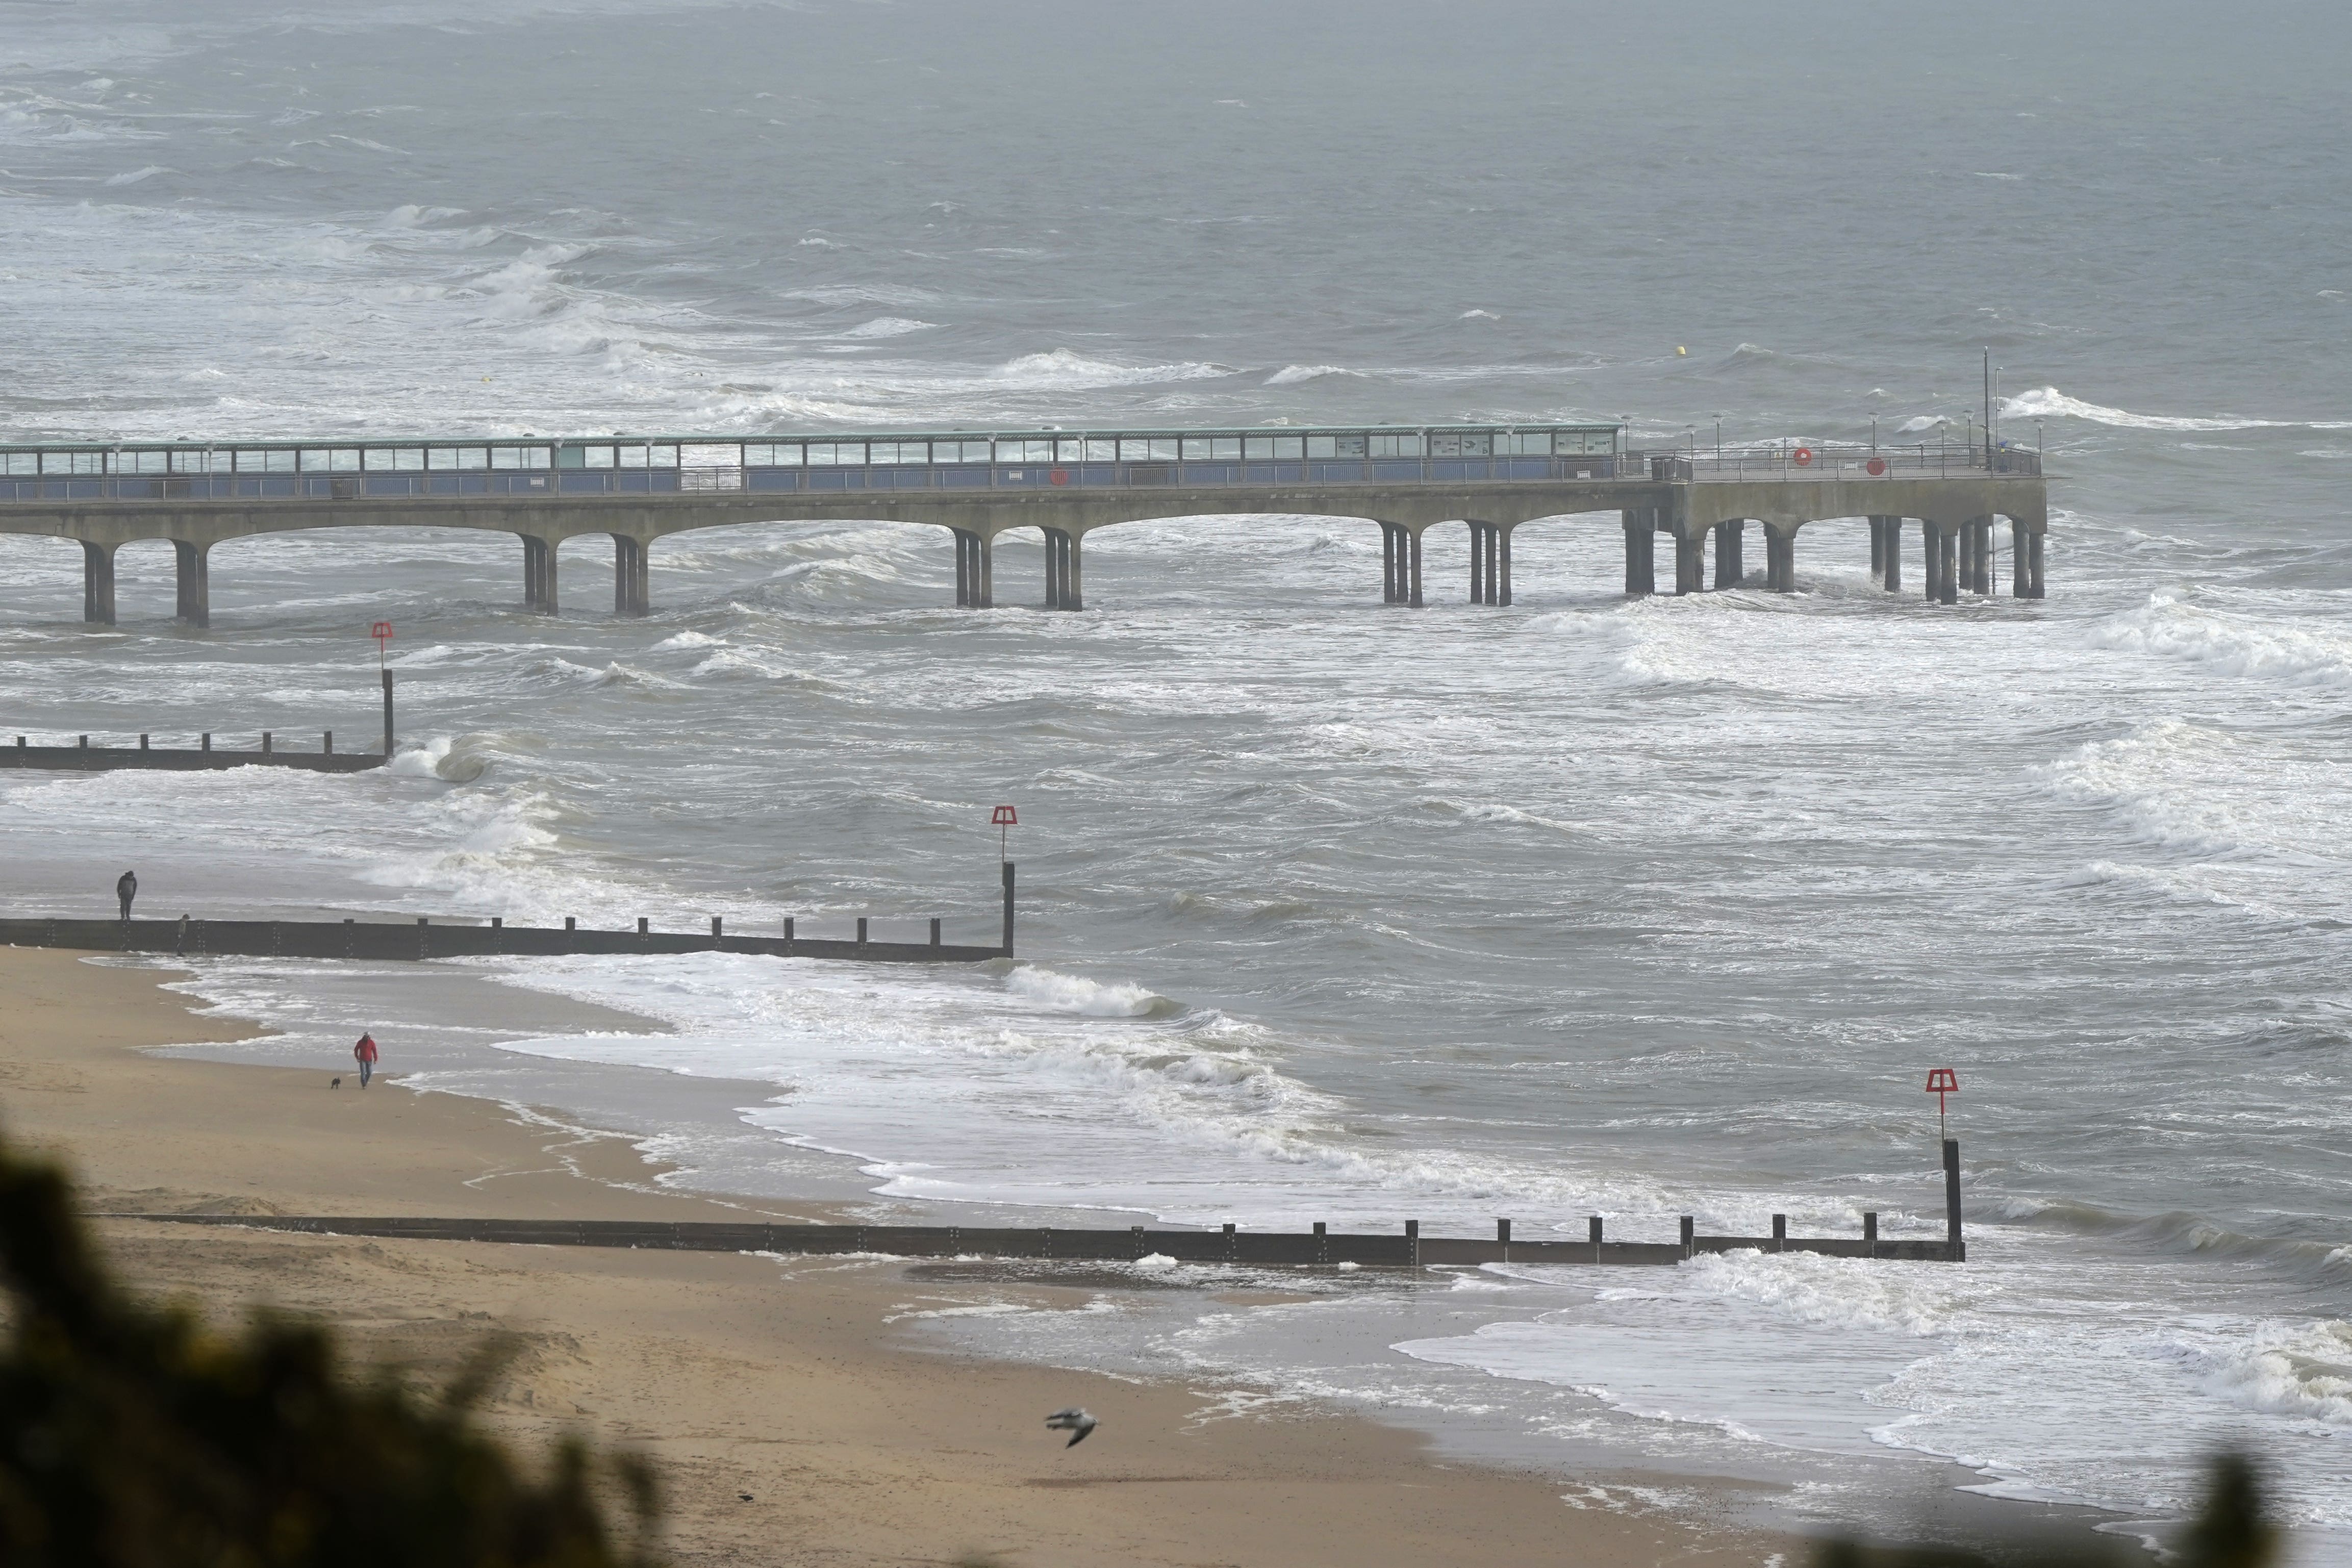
[0,424,2047,622]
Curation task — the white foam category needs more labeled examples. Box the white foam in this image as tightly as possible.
[2003,386,2352,433]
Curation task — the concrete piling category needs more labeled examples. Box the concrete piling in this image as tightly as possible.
[81,540,116,625]
[1497,525,1511,606]
[1381,523,1400,603]
[1883,518,1902,592]
[1043,528,1083,610]
[1714,519,1744,589]
[173,540,209,627]
[1622,511,1655,596]
[1940,525,1960,605]
[612,535,649,616]
[1766,528,1797,593]
[1674,529,1704,595]
[2026,529,2045,599]
[1869,516,1886,577]
[1407,528,1423,607]
[520,535,559,614]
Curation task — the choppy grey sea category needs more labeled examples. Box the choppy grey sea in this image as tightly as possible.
[3,1,2348,1556]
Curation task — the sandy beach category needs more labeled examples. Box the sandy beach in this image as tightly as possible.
[0,946,1794,1568]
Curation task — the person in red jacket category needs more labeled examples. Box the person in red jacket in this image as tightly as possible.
[352,1031,380,1089]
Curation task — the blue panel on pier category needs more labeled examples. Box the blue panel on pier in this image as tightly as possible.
[746,468,800,491]
[940,467,989,488]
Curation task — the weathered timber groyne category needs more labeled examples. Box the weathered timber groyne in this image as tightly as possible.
[2,670,400,773]
[0,863,1017,965]
[108,1181,1967,1268]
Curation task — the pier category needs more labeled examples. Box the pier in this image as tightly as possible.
[107,1142,1968,1267]
[0,863,1018,966]
[0,426,2046,623]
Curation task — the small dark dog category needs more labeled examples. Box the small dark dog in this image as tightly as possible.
[331,1077,342,1090]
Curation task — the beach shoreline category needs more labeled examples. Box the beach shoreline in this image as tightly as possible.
[0,943,1810,1568]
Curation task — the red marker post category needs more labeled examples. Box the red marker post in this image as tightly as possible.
[992,805,1019,957]
[370,621,396,755]
[1925,1067,1959,1141]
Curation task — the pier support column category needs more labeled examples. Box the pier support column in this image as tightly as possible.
[1920,522,1941,604]
[2010,522,2030,600]
[520,535,559,614]
[1407,526,1423,608]
[1380,523,1401,603]
[172,540,209,628]
[1713,519,1744,589]
[80,540,116,625]
[2027,527,2045,600]
[1673,529,1704,595]
[612,535,649,617]
[1883,518,1902,592]
[1465,521,1509,605]
[1043,529,1083,611]
[1970,518,1993,596]
[1766,528,1797,593]
[1622,511,1654,596]
[1869,516,1886,579]
[1939,525,1959,605]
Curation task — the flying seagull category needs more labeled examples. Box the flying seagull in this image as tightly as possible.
[1045,1407,1098,1447]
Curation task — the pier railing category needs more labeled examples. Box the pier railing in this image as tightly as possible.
[1655,442,2042,482]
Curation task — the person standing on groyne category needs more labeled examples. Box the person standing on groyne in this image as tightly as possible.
[115,871,137,922]
[352,1032,379,1089]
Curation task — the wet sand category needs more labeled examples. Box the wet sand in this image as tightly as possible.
[0,945,1794,1568]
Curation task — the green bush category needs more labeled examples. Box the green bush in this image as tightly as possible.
[0,1135,663,1567]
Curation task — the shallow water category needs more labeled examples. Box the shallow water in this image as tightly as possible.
[4,0,2349,1555]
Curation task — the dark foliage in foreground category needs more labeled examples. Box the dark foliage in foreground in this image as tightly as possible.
[0,1133,663,1568]
[1815,1451,2279,1568]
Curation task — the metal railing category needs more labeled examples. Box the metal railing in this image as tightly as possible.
[1654,442,2042,482]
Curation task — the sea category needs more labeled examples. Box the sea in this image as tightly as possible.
[2,0,2347,1557]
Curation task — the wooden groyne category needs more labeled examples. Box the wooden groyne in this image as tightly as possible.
[0,864,1018,966]
[108,1191,1965,1266]
[1,670,398,773]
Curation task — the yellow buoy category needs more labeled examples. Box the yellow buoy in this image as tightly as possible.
[1677,346,1688,356]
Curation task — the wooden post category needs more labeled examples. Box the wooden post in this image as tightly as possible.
[1863,1210,1878,1258]
[1944,1139,1965,1260]
[929,917,942,947]
[1002,861,1016,957]
[1405,1219,1419,1267]
[1589,1215,1603,1261]
[1496,1218,1510,1245]
[710,916,722,939]
[382,669,394,757]
[1772,1213,1787,1251]
[1680,1215,1694,1257]
[856,917,868,946]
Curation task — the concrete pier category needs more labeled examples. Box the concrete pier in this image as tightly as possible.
[1673,528,1705,595]
[81,540,114,625]
[612,534,649,617]
[1869,515,1886,579]
[1714,519,1744,589]
[1765,527,1797,593]
[1881,517,1902,592]
[1043,527,1083,610]
[173,539,209,626]
[521,535,558,614]
[1466,520,1511,605]
[1970,518,1993,596]
[1623,511,1656,596]
[0,425,2047,622]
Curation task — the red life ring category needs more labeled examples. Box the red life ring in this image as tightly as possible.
[1865,457,1886,476]
[1049,468,1069,486]
[1792,446,1814,467]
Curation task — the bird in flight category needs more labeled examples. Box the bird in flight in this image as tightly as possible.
[1045,1407,1098,1447]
